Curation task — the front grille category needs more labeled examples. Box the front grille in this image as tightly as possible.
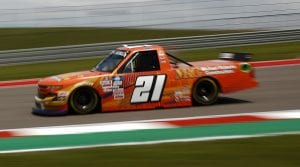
[38,84,49,99]
[38,85,48,91]
[38,92,47,99]
[38,85,47,89]
[37,84,57,99]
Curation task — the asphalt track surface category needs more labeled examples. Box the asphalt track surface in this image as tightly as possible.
[0,65,299,130]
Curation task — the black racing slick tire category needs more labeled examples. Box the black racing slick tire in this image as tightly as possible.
[69,87,99,114]
[192,78,219,105]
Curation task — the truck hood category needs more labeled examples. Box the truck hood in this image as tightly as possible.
[38,70,108,85]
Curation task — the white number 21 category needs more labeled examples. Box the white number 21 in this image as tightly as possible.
[131,75,166,103]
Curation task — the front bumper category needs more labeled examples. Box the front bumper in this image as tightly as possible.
[32,95,68,116]
[32,107,68,116]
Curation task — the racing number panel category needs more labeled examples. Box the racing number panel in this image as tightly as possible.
[131,74,167,103]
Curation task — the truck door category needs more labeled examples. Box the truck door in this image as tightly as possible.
[115,50,166,111]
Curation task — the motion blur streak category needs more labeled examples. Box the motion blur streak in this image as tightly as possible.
[0,0,299,29]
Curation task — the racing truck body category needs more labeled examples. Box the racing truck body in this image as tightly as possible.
[33,45,258,115]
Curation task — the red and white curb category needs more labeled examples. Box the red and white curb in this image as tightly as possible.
[1,109,299,138]
[251,58,300,68]
[1,58,300,88]
[0,78,39,88]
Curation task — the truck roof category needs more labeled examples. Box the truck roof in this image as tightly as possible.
[117,44,163,51]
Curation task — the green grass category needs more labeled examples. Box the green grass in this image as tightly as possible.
[0,41,299,81]
[0,134,299,167]
[0,28,241,51]
[175,41,300,62]
[0,59,98,81]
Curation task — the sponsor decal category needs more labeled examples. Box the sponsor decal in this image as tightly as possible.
[51,76,62,82]
[201,65,236,75]
[174,86,191,102]
[112,76,123,87]
[103,88,112,93]
[158,50,167,63]
[113,88,125,100]
[57,91,68,97]
[100,76,124,93]
[175,68,200,79]
[112,50,128,57]
[100,76,112,89]
[51,91,69,101]
[55,96,66,101]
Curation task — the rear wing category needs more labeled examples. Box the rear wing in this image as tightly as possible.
[219,52,252,62]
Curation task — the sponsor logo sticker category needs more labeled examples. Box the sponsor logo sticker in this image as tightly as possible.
[57,91,69,97]
[174,86,191,102]
[100,76,112,89]
[113,88,125,100]
[112,76,123,87]
[201,65,236,75]
[51,76,62,82]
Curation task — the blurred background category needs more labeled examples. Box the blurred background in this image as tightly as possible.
[0,0,299,80]
[0,1,300,166]
[1,0,300,30]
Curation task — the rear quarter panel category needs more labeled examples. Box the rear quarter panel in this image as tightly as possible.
[196,60,258,93]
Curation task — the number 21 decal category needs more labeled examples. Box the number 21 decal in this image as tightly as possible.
[131,75,166,103]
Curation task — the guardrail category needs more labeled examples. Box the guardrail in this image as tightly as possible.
[0,29,300,66]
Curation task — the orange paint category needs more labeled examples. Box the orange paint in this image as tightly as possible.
[33,45,258,115]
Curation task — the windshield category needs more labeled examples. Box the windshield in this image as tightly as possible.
[94,50,128,72]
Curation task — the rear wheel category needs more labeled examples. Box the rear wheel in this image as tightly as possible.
[192,78,219,105]
[70,87,99,114]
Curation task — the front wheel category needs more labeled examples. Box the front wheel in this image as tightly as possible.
[192,78,219,105]
[69,87,99,114]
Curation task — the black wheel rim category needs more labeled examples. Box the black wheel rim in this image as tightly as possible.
[72,89,97,113]
[196,80,216,102]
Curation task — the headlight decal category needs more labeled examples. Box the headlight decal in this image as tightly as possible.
[240,63,252,72]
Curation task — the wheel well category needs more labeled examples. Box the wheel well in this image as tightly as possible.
[68,86,101,112]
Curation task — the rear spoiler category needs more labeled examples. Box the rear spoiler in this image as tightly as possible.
[219,52,252,62]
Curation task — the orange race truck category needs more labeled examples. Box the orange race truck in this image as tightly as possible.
[33,45,258,115]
